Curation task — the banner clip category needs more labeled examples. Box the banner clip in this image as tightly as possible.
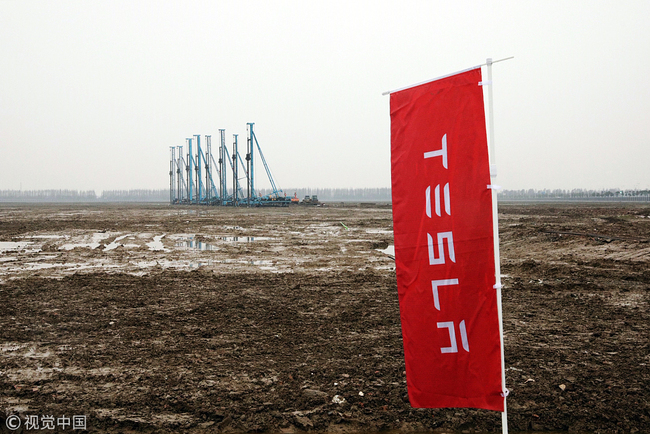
[493,283,503,290]
[487,184,502,191]
[478,80,492,86]
[501,388,510,397]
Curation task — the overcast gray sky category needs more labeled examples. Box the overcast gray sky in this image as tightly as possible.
[1,1,649,193]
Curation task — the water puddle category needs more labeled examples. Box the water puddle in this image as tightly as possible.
[146,234,168,251]
[13,262,60,271]
[248,259,277,271]
[365,229,394,234]
[3,260,123,274]
[104,234,134,251]
[59,232,110,251]
[376,245,395,258]
[133,259,177,269]
[0,242,32,253]
[61,263,123,272]
[131,257,281,273]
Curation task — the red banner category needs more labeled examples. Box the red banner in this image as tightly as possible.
[390,67,504,411]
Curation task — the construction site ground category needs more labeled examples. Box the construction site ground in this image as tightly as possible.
[1,202,649,433]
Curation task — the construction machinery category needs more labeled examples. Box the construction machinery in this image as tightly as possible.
[301,195,320,205]
[168,123,291,207]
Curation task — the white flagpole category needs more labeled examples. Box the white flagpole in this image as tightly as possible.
[485,57,509,434]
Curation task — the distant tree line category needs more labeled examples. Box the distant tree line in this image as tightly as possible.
[498,188,650,202]
[100,189,169,202]
[272,187,392,202]
[0,189,97,202]
[0,189,168,203]
[2,187,649,203]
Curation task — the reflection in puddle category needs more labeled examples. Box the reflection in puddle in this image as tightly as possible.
[175,236,271,249]
[219,236,270,242]
[176,240,218,251]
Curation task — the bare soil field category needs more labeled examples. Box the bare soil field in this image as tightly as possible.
[1,202,649,433]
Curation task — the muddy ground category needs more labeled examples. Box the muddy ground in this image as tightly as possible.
[0,202,649,433]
